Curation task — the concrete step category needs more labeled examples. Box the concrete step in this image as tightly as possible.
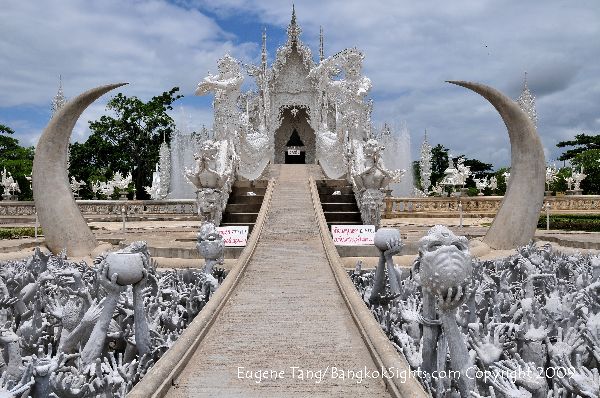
[321,202,359,212]
[322,211,362,223]
[326,221,363,229]
[231,186,267,196]
[232,180,269,189]
[317,185,354,195]
[224,203,262,213]
[226,195,264,205]
[319,194,356,203]
[315,179,349,188]
[221,212,259,224]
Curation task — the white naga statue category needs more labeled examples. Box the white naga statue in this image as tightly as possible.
[350,139,404,227]
[185,140,234,226]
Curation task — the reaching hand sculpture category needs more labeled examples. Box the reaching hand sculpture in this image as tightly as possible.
[81,261,126,366]
[369,228,403,303]
[0,370,34,398]
[351,236,600,397]
[493,355,548,398]
[0,241,223,397]
[0,329,23,382]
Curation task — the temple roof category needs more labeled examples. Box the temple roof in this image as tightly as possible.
[268,6,315,88]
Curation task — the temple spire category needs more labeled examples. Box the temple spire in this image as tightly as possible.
[261,27,267,72]
[516,71,537,127]
[51,75,66,116]
[319,26,324,61]
[287,4,301,44]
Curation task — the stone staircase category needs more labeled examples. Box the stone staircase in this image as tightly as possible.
[161,165,391,397]
[221,180,269,233]
[315,179,363,228]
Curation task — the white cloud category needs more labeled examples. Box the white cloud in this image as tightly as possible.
[190,0,600,166]
[2,0,600,168]
[0,0,252,107]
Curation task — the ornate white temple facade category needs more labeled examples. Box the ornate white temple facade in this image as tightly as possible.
[150,7,403,227]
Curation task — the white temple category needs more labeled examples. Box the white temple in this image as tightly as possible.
[153,7,404,226]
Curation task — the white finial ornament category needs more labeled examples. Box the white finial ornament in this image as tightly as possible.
[51,75,67,115]
[319,26,324,61]
[287,4,301,43]
[516,71,537,127]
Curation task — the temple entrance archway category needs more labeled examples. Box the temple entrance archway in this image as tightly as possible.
[274,106,315,164]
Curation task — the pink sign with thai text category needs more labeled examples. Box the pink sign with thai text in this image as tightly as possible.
[216,226,249,247]
[331,225,375,246]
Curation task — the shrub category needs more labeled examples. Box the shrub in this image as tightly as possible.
[0,227,41,239]
[538,214,600,232]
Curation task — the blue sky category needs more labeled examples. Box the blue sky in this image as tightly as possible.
[1,0,599,168]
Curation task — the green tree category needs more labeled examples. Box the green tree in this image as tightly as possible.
[461,158,493,180]
[493,167,510,195]
[415,143,494,193]
[549,167,571,193]
[430,144,450,187]
[69,87,183,199]
[412,160,421,190]
[0,124,34,200]
[557,133,600,161]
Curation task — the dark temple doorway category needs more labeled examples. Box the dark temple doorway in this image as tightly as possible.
[284,128,306,164]
[274,107,315,164]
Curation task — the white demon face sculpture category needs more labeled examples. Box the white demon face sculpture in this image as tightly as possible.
[416,225,472,306]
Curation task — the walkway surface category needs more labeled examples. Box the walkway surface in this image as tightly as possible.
[165,165,390,397]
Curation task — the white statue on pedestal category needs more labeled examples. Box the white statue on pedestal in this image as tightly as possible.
[350,139,404,227]
[488,175,498,192]
[565,176,574,191]
[572,168,587,192]
[473,177,488,195]
[545,165,558,192]
[145,164,163,200]
[69,176,85,198]
[1,168,20,200]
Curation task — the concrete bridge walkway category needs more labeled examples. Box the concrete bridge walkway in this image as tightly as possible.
[165,165,391,397]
